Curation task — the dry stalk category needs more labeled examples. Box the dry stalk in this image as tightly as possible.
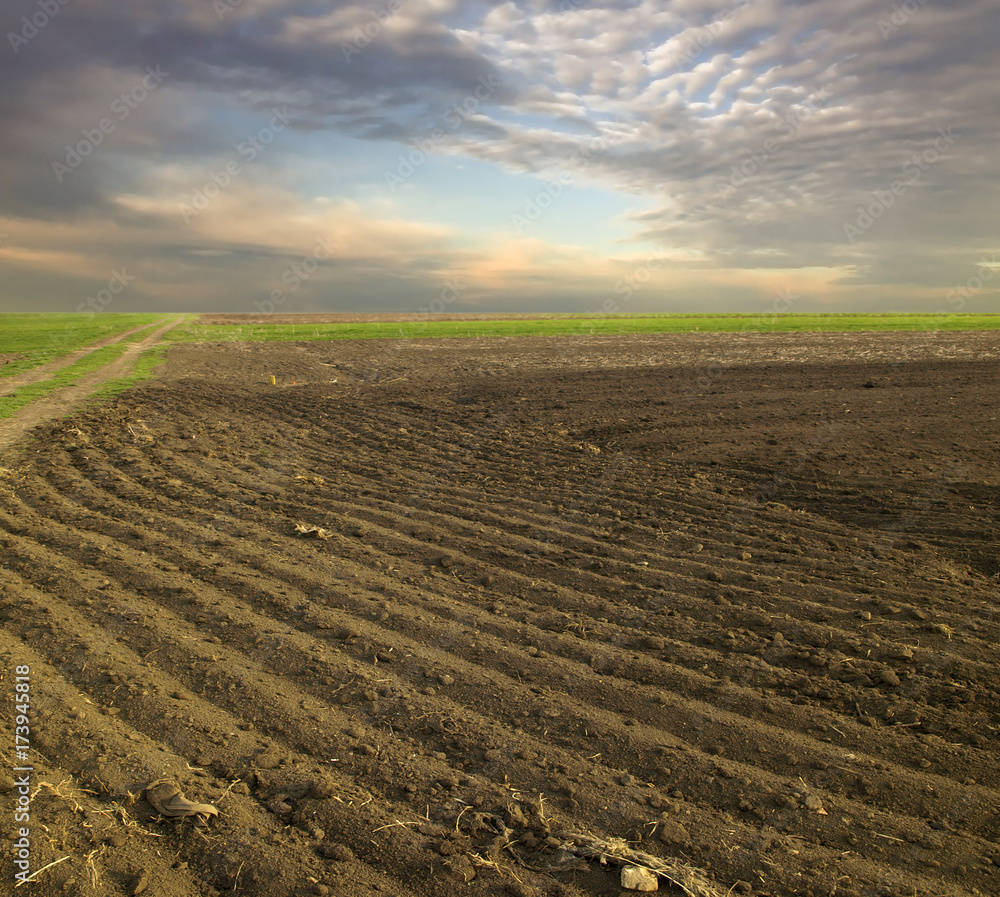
[84,845,105,889]
[372,819,421,834]
[232,860,246,893]
[14,855,71,888]
[37,779,90,814]
[552,832,726,897]
[216,778,243,805]
[454,803,472,833]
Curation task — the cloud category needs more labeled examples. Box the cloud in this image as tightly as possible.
[0,0,998,313]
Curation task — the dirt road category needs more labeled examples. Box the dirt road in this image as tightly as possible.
[0,317,182,453]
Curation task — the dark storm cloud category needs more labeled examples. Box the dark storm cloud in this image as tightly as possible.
[0,0,997,312]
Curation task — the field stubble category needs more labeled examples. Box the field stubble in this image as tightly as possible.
[1,331,998,897]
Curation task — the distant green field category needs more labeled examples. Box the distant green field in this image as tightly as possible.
[1,312,997,426]
[166,313,1000,343]
[0,313,168,377]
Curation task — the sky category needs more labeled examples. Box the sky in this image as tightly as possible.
[0,0,998,316]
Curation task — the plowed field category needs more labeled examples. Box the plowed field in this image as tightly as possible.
[2,332,999,897]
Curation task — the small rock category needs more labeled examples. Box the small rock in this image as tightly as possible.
[319,842,354,862]
[657,819,690,846]
[311,780,337,799]
[105,829,127,848]
[621,864,659,891]
[505,883,542,897]
[131,871,150,896]
[444,855,477,882]
[268,797,293,815]
[256,750,283,770]
[804,794,825,811]
[879,669,901,687]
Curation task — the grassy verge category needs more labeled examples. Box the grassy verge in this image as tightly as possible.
[88,345,172,402]
[0,313,169,378]
[0,325,164,420]
[167,313,1000,343]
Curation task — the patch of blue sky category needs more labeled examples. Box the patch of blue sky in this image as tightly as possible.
[672,44,717,72]
[719,26,777,58]
[266,131,425,198]
[376,156,643,253]
[686,77,720,105]
[443,0,496,30]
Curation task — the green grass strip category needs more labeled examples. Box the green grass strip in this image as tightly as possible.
[88,345,172,402]
[166,313,1000,344]
[0,313,170,378]
[0,324,165,420]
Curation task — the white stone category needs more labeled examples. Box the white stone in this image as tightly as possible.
[621,864,659,891]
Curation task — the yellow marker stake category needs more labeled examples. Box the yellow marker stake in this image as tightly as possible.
[269,375,276,385]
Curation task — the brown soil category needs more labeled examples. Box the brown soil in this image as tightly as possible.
[0,318,182,454]
[195,313,601,325]
[1,331,999,897]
